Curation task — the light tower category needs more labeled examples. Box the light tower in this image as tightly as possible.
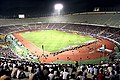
[54,3,63,15]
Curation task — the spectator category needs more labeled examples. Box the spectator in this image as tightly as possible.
[43,66,49,80]
[11,64,18,78]
[48,70,55,80]
[29,68,36,80]
[0,75,11,80]
[93,66,98,80]
[54,71,61,80]
[62,69,69,80]
[97,69,105,80]
[76,71,85,80]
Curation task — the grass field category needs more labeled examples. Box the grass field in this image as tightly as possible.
[20,30,96,52]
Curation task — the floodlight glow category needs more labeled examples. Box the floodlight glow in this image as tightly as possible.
[54,4,63,10]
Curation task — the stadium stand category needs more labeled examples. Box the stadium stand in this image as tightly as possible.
[0,46,18,58]
[1,23,120,43]
[0,57,120,80]
[0,12,120,27]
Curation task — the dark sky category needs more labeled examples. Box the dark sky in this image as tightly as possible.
[0,0,120,16]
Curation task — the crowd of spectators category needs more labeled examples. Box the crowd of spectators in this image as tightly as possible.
[0,23,120,44]
[0,57,120,80]
[0,46,18,59]
[0,12,120,26]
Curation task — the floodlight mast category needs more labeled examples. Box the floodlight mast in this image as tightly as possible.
[54,4,63,15]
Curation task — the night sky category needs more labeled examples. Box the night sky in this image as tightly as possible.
[0,0,120,17]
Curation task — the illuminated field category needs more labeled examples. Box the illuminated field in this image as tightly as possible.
[20,30,95,52]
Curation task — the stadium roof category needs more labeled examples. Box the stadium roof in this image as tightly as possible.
[0,0,120,17]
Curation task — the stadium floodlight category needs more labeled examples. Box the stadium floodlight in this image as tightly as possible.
[54,4,63,10]
[54,3,63,15]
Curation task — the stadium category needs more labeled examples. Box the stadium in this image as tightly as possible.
[0,12,119,64]
[0,0,120,80]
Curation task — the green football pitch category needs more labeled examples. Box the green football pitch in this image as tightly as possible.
[20,30,96,52]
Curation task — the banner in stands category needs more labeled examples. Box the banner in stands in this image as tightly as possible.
[18,14,25,18]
